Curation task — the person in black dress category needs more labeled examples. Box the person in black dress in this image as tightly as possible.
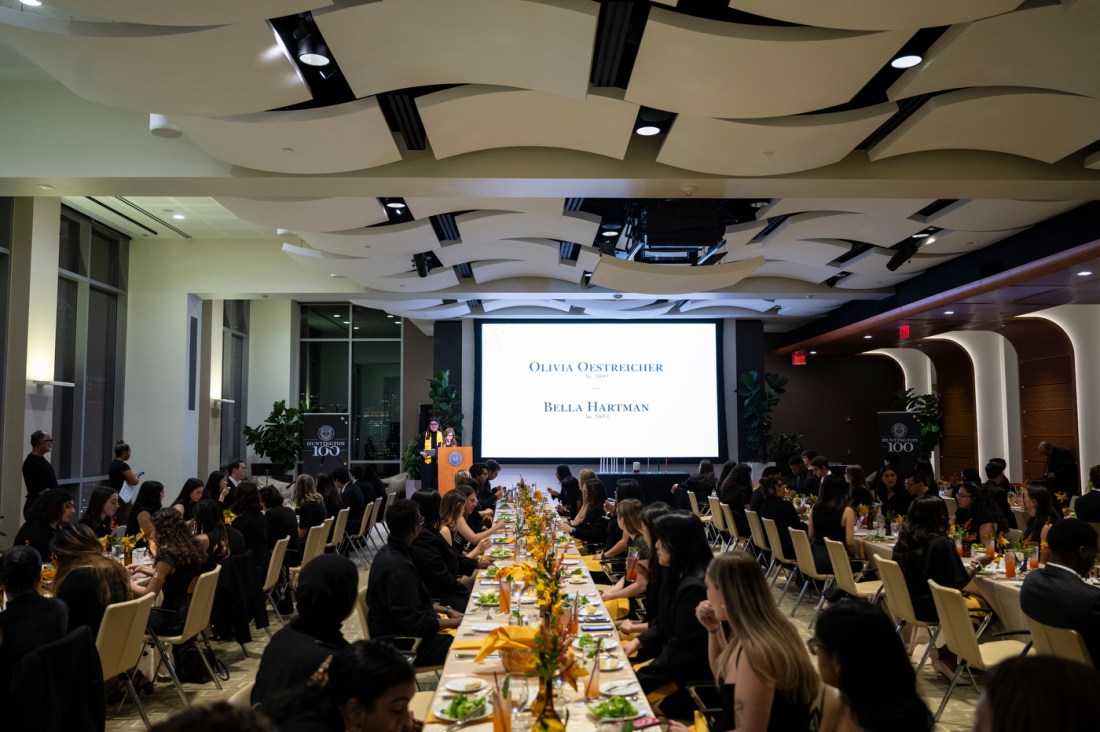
[878,467,910,520]
[128,508,205,634]
[294,474,329,540]
[953,481,1009,543]
[758,475,805,559]
[79,486,121,539]
[125,481,165,538]
[169,478,205,524]
[559,478,610,548]
[14,488,75,560]
[1022,483,1064,560]
[844,465,876,509]
[719,462,754,537]
[51,523,131,637]
[108,440,141,498]
[21,429,58,519]
[409,489,473,611]
[231,482,270,578]
[807,477,857,574]
[261,486,301,567]
[419,418,443,491]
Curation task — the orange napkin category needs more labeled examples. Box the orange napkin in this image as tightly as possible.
[564,553,583,559]
[451,638,484,650]
[473,625,538,662]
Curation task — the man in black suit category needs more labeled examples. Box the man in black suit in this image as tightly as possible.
[1040,441,1079,497]
[224,458,247,506]
[1075,465,1100,522]
[787,456,819,497]
[809,456,845,501]
[1020,519,1100,664]
[982,460,1014,525]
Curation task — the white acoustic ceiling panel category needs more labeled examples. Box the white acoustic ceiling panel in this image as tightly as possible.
[404,198,565,220]
[726,0,1024,31]
[753,261,837,285]
[282,243,411,278]
[351,298,445,312]
[299,219,439,258]
[658,104,896,176]
[174,99,401,174]
[834,270,917,289]
[679,299,775,314]
[916,227,1025,255]
[0,9,309,116]
[1087,149,1100,171]
[869,89,1100,165]
[921,199,1085,232]
[767,211,928,247]
[724,241,766,262]
[436,238,560,269]
[215,197,389,232]
[454,211,601,246]
[43,0,330,25]
[358,268,461,294]
[842,247,955,276]
[762,238,852,267]
[391,301,472,319]
[316,0,598,101]
[773,299,845,317]
[626,8,907,118]
[481,299,572,313]
[889,1,1100,101]
[590,256,765,294]
[472,259,589,286]
[417,86,638,160]
[758,198,934,219]
[724,220,769,248]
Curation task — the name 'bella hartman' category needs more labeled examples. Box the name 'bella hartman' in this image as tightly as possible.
[544,402,650,413]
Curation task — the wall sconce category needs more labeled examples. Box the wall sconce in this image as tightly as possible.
[31,379,75,388]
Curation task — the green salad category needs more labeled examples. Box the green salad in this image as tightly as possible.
[477,591,500,604]
[483,566,499,577]
[444,693,488,720]
[566,567,585,576]
[488,548,511,557]
[577,633,602,649]
[589,695,638,719]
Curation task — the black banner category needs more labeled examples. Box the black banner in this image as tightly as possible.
[303,414,349,476]
[877,411,922,477]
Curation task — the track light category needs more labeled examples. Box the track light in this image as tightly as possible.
[886,241,921,271]
[297,34,330,66]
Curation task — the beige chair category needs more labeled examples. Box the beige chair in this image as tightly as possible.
[707,496,729,550]
[1005,528,1023,545]
[290,518,332,583]
[928,579,1030,721]
[151,565,224,703]
[942,496,958,519]
[97,593,157,729]
[688,491,716,542]
[876,557,939,674]
[824,538,882,602]
[366,497,386,550]
[745,510,771,566]
[356,584,443,687]
[1024,616,1093,667]
[720,503,750,552]
[262,536,291,625]
[761,518,798,598]
[345,499,376,564]
[1012,507,1029,530]
[326,507,351,553]
[787,528,833,627]
[228,680,255,708]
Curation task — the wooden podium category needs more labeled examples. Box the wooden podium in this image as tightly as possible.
[438,446,473,493]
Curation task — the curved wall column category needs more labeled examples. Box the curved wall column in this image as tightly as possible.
[862,348,938,472]
[1021,304,1099,490]
[927,332,1022,481]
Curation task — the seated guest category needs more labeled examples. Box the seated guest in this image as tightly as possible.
[332,467,365,540]
[472,463,499,513]
[51,524,131,636]
[869,457,899,504]
[598,478,643,559]
[293,473,329,540]
[598,499,650,605]
[350,464,378,506]
[618,503,672,638]
[204,470,230,504]
[844,465,876,509]
[878,466,908,519]
[79,486,120,539]
[126,481,165,538]
[128,508,204,633]
[669,551,818,732]
[439,489,492,571]
[170,478,205,524]
[454,485,503,552]
[807,477,857,574]
[409,489,473,612]
[622,512,712,720]
[1019,519,1100,664]
[1021,483,1063,558]
[230,481,269,577]
[367,499,462,667]
[261,486,301,567]
[252,554,357,706]
[789,456,820,498]
[719,462,754,536]
[810,457,845,500]
[554,465,583,519]
[262,640,418,732]
[980,461,1014,526]
[317,473,342,524]
[194,498,242,569]
[14,488,75,559]
[486,459,504,501]
[559,478,609,548]
[673,459,717,510]
[759,475,805,560]
[150,702,274,732]
[1072,464,1100,522]
[975,656,1100,732]
[0,546,69,709]
[549,463,571,500]
[812,601,932,732]
[953,481,1009,543]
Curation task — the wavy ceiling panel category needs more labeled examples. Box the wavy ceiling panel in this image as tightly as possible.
[590,256,765,294]
[758,198,934,219]
[316,0,597,101]
[404,198,565,220]
[889,2,1100,100]
[357,268,460,294]
[174,99,401,174]
[417,86,638,160]
[921,199,1085,232]
[626,8,907,118]
[44,0,329,25]
[726,0,1023,31]
[471,259,589,286]
[282,243,412,278]
[869,88,1100,165]
[351,298,445,313]
[762,238,852,267]
[917,227,1025,255]
[679,299,775,314]
[0,9,308,115]
[841,247,957,276]
[481,299,572,313]
[299,219,438,258]
[436,238,560,269]
[753,261,836,285]
[658,104,895,176]
[767,211,927,247]
[215,197,389,232]
[454,210,601,246]
[772,299,845,317]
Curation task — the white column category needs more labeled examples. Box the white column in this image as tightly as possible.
[928,332,1023,480]
[1021,304,1100,489]
[862,347,934,394]
[246,299,295,466]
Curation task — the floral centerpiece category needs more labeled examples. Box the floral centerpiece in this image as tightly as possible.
[223,508,238,525]
[955,519,975,557]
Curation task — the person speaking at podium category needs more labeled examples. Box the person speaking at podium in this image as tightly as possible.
[420,418,444,491]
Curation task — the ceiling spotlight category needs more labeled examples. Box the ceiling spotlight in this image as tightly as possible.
[20,0,43,6]
[924,237,936,245]
[601,230,619,237]
[911,232,930,238]
[944,310,955,315]
[297,34,330,66]
[385,201,406,209]
[1078,270,1093,276]
[36,183,54,190]
[863,335,873,340]
[386,314,395,318]
[149,113,182,139]
[809,351,817,355]
[891,54,922,69]
[750,201,769,209]
[172,213,185,220]
[635,125,660,136]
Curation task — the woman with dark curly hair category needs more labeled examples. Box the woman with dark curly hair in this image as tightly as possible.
[51,523,131,636]
[13,488,75,559]
[953,481,1009,543]
[128,508,205,633]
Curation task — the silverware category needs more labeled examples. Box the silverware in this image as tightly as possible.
[440,719,484,732]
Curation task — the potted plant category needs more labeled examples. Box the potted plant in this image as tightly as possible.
[428,369,463,441]
[891,387,943,462]
[243,399,305,481]
[402,438,423,482]
[737,370,788,473]
[770,432,803,476]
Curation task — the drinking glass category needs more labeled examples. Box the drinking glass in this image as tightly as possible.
[1004,551,1017,579]
[625,545,640,583]
[499,578,512,615]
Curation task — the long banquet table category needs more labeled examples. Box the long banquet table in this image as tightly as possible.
[424,504,653,731]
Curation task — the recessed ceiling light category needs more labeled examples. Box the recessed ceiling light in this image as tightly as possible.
[172,214,185,220]
[354,326,359,330]
[750,201,769,209]
[20,0,42,6]
[944,310,955,315]
[36,183,54,190]
[386,314,395,318]
[635,125,660,136]
[863,335,873,340]
[809,350,817,355]
[385,201,406,209]
[329,273,344,278]
[601,230,619,237]
[891,54,922,69]
[911,232,930,238]
[923,237,936,245]
[1078,271,1093,276]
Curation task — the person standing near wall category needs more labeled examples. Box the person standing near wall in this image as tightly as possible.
[21,430,58,519]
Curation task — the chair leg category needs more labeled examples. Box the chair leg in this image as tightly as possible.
[149,632,190,707]
[964,664,980,694]
[197,633,224,690]
[778,567,797,604]
[809,580,832,629]
[267,591,286,626]
[790,579,811,617]
[934,660,967,722]
[122,672,152,730]
[766,559,778,583]
[916,626,939,675]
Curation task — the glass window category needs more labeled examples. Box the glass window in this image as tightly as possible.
[89,231,120,287]
[299,341,349,413]
[300,304,349,338]
[352,306,402,337]
[351,341,401,462]
[53,277,79,480]
[58,216,86,275]
[82,288,118,477]
[220,329,247,466]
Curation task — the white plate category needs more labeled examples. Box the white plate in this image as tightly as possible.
[567,577,586,585]
[474,595,499,607]
[562,559,581,565]
[434,697,492,723]
[471,624,497,633]
[573,636,618,651]
[520,596,537,604]
[598,658,625,672]
[599,681,640,697]
[444,677,488,693]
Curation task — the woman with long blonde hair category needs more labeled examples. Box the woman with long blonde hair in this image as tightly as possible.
[293,473,328,539]
[671,551,819,732]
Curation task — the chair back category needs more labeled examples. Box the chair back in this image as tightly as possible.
[96,593,157,679]
[721,503,744,543]
[262,537,290,593]
[761,518,791,563]
[1024,616,1093,667]
[824,538,859,594]
[177,565,222,643]
[942,496,958,518]
[788,528,827,580]
[708,496,726,535]
[327,507,351,549]
[876,557,925,628]
[1012,507,1029,530]
[229,680,256,708]
[368,497,383,534]
[687,491,705,518]
[348,499,373,540]
[928,579,987,669]
[298,520,329,570]
[745,510,769,553]
[356,585,370,639]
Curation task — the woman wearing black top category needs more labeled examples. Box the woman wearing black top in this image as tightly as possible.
[719,462,754,536]
[409,490,473,611]
[126,481,164,538]
[1022,483,1063,558]
[623,512,713,720]
[954,481,1009,543]
[194,498,242,569]
[808,478,857,574]
[108,440,141,495]
[14,488,75,560]
[294,474,329,540]
[758,476,804,559]
[261,486,301,567]
[559,479,609,548]
[79,485,120,539]
[316,472,342,522]
[204,470,230,504]
[51,523,131,636]
[231,482,270,576]
[128,508,205,633]
[844,465,876,509]
[170,478,205,524]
